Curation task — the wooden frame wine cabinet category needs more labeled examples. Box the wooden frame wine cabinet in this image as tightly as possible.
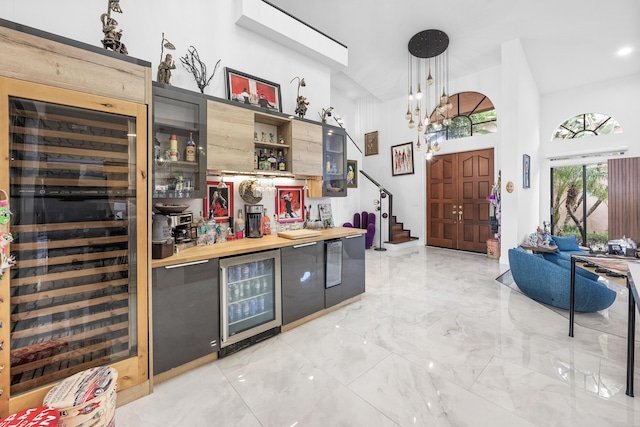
[0,77,150,415]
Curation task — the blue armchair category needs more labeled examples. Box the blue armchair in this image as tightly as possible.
[508,247,616,312]
[343,211,376,249]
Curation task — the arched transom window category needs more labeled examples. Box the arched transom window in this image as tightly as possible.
[427,91,496,145]
[552,113,622,141]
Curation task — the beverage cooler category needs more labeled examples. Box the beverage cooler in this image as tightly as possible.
[220,249,282,354]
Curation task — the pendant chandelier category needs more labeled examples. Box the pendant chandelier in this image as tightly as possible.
[405,30,452,160]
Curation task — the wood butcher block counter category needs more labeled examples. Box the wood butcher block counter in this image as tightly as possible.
[152,227,366,268]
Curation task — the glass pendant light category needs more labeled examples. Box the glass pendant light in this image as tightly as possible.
[405,101,412,120]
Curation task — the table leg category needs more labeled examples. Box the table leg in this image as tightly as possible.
[627,276,635,397]
[570,256,576,337]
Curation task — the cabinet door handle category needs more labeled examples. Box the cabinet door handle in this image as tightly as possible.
[165,259,209,269]
[293,242,318,249]
[345,235,361,239]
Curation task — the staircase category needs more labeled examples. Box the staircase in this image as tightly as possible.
[387,215,418,244]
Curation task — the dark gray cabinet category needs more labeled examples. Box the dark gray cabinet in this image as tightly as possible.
[326,234,366,307]
[152,82,207,199]
[281,242,325,325]
[152,258,219,375]
[322,124,347,197]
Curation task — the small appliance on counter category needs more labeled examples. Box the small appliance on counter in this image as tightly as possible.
[152,213,174,259]
[245,205,263,238]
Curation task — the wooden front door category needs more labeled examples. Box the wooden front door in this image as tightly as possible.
[426,148,494,253]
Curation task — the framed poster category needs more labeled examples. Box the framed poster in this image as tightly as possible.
[391,142,414,176]
[204,181,233,222]
[276,185,304,223]
[225,67,282,112]
[347,159,358,188]
[318,203,333,228]
[523,154,531,189]
[364,131,378,156]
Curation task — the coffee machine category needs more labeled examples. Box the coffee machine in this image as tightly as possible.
[245,205,263,238]
[168,211,194,244]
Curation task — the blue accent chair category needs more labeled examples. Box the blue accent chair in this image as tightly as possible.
[508,247,616,312]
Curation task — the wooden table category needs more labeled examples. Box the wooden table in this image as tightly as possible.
[569,254,640,397]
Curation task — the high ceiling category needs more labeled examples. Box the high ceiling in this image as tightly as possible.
[268,0,640,102]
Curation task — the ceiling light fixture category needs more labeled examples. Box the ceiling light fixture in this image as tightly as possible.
[405,30,451,160]
[617,46,633,56]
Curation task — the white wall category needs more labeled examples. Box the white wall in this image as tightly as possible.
[498,39,541,263]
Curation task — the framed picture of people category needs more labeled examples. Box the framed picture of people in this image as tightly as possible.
[391,142,414,176]
[204,181,233,222]
[275,185,304,223]
[225,67,282,112]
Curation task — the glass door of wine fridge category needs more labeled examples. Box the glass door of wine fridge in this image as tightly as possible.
[220,249,281,349]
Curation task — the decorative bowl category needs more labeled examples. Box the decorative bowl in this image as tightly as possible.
[154,203,189,214]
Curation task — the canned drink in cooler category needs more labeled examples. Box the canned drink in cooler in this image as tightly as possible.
[253,279,261,296]
[258,296,265,312]
[241,264,250,279]
[228,266,236,282]
[243,282,251,298]
[234,303,241,320]
[257,260,265,274]
[261,277,269,293]
[249,261,257,277]
[242,301,250,318]
[249,298,257,316]
[228,283,235,302]
[228,304,235,322]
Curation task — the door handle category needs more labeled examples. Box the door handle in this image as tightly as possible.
[293,242,318,249]
[458,211,463,221]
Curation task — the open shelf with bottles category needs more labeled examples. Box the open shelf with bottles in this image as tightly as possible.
[253,112,292,173]
[153,83,207,199]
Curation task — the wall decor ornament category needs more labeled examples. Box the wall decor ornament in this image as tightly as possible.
[365,131,378,156]
[157,32,176,84]
[226,68,282,112]
[180,46,221,94]
[391,142,415,176]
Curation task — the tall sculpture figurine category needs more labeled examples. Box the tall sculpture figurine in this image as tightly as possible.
[157,33,176,84]
[290,76,309,118]
[101,0,128,54]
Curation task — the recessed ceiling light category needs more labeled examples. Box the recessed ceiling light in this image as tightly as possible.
[617,46,633,56]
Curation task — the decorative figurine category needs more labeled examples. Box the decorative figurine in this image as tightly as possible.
[319,107,334,123]
[100,0,128,54]
[179,46,221,94]
[157,32,176,84]
[290,76,309,118]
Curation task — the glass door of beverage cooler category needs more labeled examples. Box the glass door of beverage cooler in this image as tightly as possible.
[220,249,282,347]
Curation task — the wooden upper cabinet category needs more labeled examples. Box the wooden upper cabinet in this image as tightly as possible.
[207,101,254,172]
[291,120,323,176]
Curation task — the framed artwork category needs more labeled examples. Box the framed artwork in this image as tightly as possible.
[225,67,282,112]
[523,154,531,189]
[275,185,304,223]
[204,181,233,222]
[364,131,378,156]
[347,159,358,188]
[391,142,414,176]
[318,203,333,228]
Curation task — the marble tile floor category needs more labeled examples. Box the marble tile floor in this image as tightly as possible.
[117,246,640,426]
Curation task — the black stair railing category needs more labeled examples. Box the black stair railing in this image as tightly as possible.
[359,170,393,244]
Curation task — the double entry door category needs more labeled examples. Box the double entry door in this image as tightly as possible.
[426,148,494,253]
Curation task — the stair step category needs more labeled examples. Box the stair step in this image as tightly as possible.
[387,236,419,244]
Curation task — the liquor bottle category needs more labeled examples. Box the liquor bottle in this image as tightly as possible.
[253,149,258,169]
[258,149,267,170]
[273,214,279,234]
[235,209,245,239]
[262,208,271,235]
[185,132,196,162]
[170,134,179,161]
[268,150,277,170]
[325,154,331,173]
[278,150,286,171]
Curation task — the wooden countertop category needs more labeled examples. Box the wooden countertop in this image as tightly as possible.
[151,227,367,268]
